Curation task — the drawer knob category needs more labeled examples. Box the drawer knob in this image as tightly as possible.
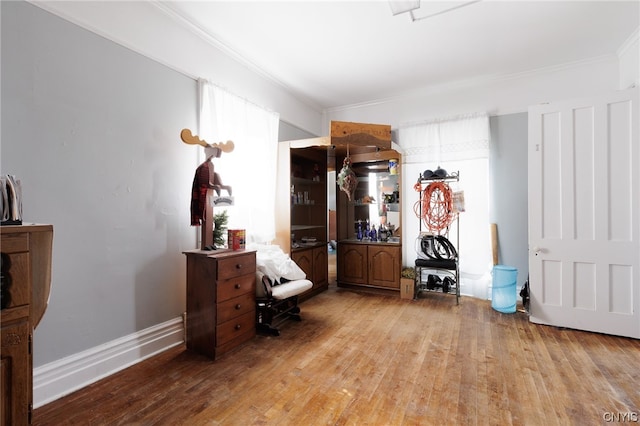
[235,264,242,269]
[234,283,241,289]
[235,324,241,330]
[235,304,241,310]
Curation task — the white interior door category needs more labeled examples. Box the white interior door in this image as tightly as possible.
[528,88,639,338]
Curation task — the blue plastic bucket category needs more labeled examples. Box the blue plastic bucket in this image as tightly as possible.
[491,265,518,313]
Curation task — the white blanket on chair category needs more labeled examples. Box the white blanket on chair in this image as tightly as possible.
[247,243,307,284]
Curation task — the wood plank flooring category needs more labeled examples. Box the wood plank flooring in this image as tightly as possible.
[33,285,640,425]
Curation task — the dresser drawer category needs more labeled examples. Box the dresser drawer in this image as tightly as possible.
[1,233,29,254]
[217,252,256,281]
[216,311,255,346]
[217,292,254,324]
[217,273,255,303]
[1,252,30,308]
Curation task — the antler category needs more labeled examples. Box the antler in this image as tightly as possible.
[180,128,235,153]
[214,140,235,153]
[180,129,208,147]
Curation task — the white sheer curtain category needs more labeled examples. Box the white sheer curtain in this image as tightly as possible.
[198,79,280,244]
[399,113,492,299]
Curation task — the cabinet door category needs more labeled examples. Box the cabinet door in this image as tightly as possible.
[1,317,30,426]
[368,245,400,288]
[312,246,328,289]
[291,249,313,282]
[290,147,328,245]
[337,244,367,285]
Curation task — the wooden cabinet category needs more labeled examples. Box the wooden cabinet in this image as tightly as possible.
[183,250,256,359]
[290,147,327,245]
[337,241,401,290]
[337,243,367,285]
[275,122,397,298]
[335,143,403,293]
[312,246,328,289]
[287,146,328,299]
[1,224,53,426]
[291,244,328,299]
[368,244,401,288]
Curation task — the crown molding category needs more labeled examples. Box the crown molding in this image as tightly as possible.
[149,1,324,114]
[28,0,323,115]
[326,54,618,114]
[617,27,639,58]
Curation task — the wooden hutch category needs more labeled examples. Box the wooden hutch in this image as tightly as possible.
[275,121,402,295]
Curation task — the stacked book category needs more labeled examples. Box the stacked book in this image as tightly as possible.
[1,175,22,225]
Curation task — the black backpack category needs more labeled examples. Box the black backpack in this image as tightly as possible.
[520,275,530,312]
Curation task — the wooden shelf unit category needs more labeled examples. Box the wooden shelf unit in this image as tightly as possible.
[335,143,403,292]
[288,146,329,297]
[275,121,399,297]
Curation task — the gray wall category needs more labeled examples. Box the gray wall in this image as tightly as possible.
[1,1,198,366]
[489,113,529,283]
[1,1,532,371]
[278,120,317,142]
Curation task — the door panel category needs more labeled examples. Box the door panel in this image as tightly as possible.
[541,259,562,307]
[573,106,595,241]
[608,100,633,242]
[528,89,639,338]
[541,111,562,240]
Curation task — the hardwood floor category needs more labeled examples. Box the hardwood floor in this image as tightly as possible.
[34,286,640,425]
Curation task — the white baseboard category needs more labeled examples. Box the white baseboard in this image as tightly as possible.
[33,316,185,409]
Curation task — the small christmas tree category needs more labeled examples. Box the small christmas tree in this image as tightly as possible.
[213,210,229,248]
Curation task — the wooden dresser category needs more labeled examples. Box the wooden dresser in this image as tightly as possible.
[1,224,53,426]
[183,249,256,359]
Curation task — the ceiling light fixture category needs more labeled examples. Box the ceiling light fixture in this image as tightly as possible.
[409,0,482,22]
[388,0,421,16]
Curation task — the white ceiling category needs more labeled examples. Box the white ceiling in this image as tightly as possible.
[159,1,639,110]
